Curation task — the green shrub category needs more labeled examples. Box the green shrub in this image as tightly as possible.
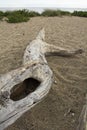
[0,11,4,20]
[41,9,71,17]
[7,14,29,23]
[60,11,71,16]
[0,11,4,16]
[1,9,87,23]
[41,9,87,17]
[4,11,12,17]
[5,10,30,23]
[4,10,28,17]
[4,9,40,17]
[72,11,87,17]
[4,9,40,23]
[41,9,61,16]
[28,11,40,17]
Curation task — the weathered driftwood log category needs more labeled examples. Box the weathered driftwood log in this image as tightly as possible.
[77,95,87,130]
[0,28,83,130]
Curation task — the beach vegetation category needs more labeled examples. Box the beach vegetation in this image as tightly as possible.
[72,11,87,17]
[3,9,40,23]
[41,9,71,16]
[0,9,87,23]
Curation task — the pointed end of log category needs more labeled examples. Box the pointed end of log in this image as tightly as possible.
[36,28,45,41]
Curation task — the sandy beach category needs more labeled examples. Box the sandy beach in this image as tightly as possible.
[0,16,87,130]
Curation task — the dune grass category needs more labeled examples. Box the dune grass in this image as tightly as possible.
[41,9,87,17]
[72,11,87,17]
[7,15,29,23]
[0,11,4,20]
[41,9,71,17]
[0,9,40,23]
[6,10,29,23]
[0,9,87,23]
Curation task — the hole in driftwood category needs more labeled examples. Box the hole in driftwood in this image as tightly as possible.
[10,78,41,101]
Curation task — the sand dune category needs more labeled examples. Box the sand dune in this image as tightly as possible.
[0,16,87,130]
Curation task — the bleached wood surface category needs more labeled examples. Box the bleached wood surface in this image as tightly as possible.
[77,95,87,130]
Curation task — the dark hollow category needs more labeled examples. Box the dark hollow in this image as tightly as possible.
[10,78,41,101]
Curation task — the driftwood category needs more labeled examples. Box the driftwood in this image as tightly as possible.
[0,28,83,130]
[77,95,87,130]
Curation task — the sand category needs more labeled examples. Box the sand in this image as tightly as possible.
[0,16,87,130]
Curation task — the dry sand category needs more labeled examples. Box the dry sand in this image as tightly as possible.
[0,16,87,130]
